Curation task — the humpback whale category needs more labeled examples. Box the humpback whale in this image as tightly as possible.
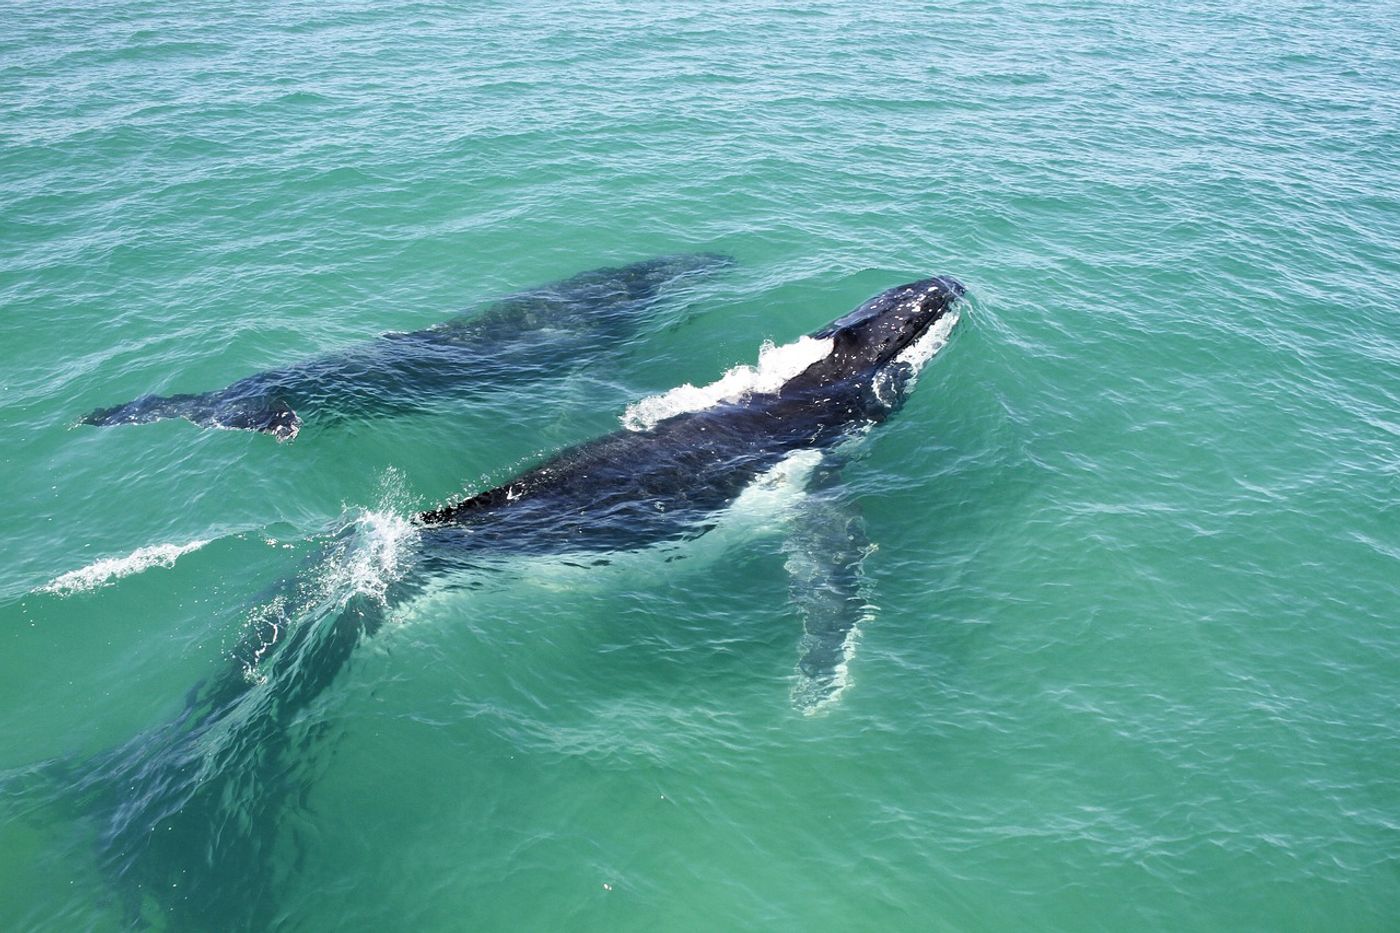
[419,275,963,552]
[35,274,964,928]
[79,253,732,440]
[415,274,964,691]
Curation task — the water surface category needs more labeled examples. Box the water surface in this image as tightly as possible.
[2,1,1398,929]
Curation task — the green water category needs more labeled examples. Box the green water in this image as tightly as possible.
[3,1,1398,929]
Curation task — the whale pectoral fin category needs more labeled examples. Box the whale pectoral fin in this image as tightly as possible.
[782,475,875,715]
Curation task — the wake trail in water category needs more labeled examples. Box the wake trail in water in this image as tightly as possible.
[37,539,212,596]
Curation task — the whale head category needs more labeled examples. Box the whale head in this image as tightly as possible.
[783,276,964,412]
[810,275,964,371]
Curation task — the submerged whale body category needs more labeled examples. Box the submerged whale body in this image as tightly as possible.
[51,274,964,929]
[80,252,732,440]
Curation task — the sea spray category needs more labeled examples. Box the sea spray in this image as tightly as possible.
[238,471,420,684]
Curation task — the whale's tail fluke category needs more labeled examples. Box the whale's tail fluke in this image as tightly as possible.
[81,392,302,441]
[0,588,381,929]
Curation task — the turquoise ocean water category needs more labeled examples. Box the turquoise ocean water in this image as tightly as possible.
[3,1,1398,929]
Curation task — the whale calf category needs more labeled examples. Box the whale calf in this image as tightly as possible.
[80,252,732,440]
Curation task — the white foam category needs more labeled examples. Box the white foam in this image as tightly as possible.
[330,468,420,601]
[316,472,420,606]
[38,539,210,596]
[337,509,417,602]
[237,493,420,685]
[622,336,834,431]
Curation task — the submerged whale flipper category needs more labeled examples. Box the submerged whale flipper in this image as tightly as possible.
[80,252,733,440]
[783,462,875,713]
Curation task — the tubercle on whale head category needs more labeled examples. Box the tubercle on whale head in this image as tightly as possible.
[806,275,965,376]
